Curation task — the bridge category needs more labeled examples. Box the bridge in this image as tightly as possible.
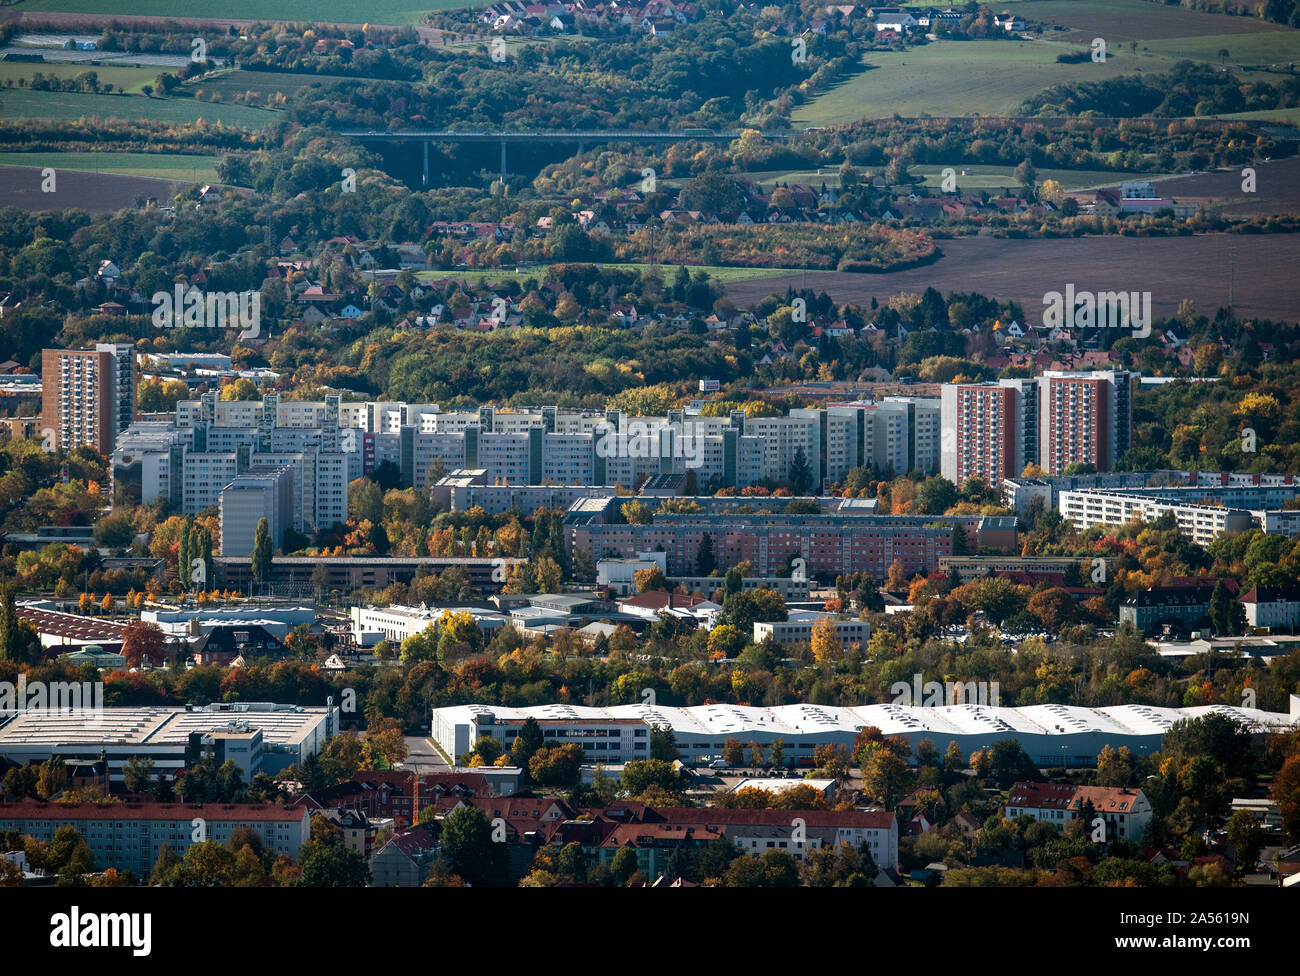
[337,128,796,183]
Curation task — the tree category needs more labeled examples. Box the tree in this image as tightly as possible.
[36,757,68,799]
[810,616,843,666]
[150,844,181,885]
[123,757,155,794]
[706,623,747,660]
[440,805,505,885]
[298,844,371,887]
[1208,580,1245,637]
[121,620,168,668]
[621,759,683,797]
[722,737,745,767]
[915,476,958,515]
[611,847,639,885]
[695,532,716,575]
[1225,808,1264,868]
[720,588,787,632]
[251,517,273,590]
[861,749,911,808]
[46,825,93,880]
[788,447,813,493]
[311,562,332,602]
[1027,587,1078,634]
[0,585,38,663]
[528,744,584,787]
[510,716,546,770]
[633,566,666,593]
[649,724,681,762]
[621,500,652,524]
[726,849,800,887]
[1274,754,1300,845]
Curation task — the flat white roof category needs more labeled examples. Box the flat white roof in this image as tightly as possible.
[435,701,1295,740]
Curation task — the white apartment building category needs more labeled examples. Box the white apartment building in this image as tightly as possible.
[1058,489,1254,545]
[182,452,240,514]
[1242,586,1300,630]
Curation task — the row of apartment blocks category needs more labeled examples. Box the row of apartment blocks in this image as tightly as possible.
[171,394,944,492]
[45,348,1139,492]
[112,391,353,556]
[940,371,1136,484]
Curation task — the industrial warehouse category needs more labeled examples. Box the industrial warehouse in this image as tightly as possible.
[0,701,340,784]
[432,698,1300,769]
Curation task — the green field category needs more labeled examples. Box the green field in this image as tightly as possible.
[1212,106,1300,124]
[0,88,281,127]
[15,0,477,26]
[1005,0,1300,71]
[1142,32,1300,70]
[793,40,1182,124]
[0,151,220,182]
[0,62,162,94]
[181,68,359,102]
[912,163,1175,191]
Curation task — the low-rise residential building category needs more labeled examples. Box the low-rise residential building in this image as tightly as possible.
[0,801,311,877]
[1004,782,1153,842]
[370,826,440,886]
[1241,585,1300,631]
[1119,584,1214,635]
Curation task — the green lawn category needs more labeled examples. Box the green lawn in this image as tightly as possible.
[0,151,220,182]
[793,39,1182,124]
[0,88,281,127]
[913,163,1176,191]
[16,0,480,26]
[0,62,162,95]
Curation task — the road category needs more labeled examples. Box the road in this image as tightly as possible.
[402,735,450,772]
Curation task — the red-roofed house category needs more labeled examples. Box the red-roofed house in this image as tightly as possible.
[1005,782,1152,841]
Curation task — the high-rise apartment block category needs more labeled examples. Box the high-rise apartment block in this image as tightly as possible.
[941,371,1134,481]
[41,343,135,455]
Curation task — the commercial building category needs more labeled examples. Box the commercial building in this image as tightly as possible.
[753,613,871,648]
[0,801,311,878]
[41,343,135,455]
[431,699,1299,771]
[0,702,339,782]
[350,604,511,645]
[214,555,522,598]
